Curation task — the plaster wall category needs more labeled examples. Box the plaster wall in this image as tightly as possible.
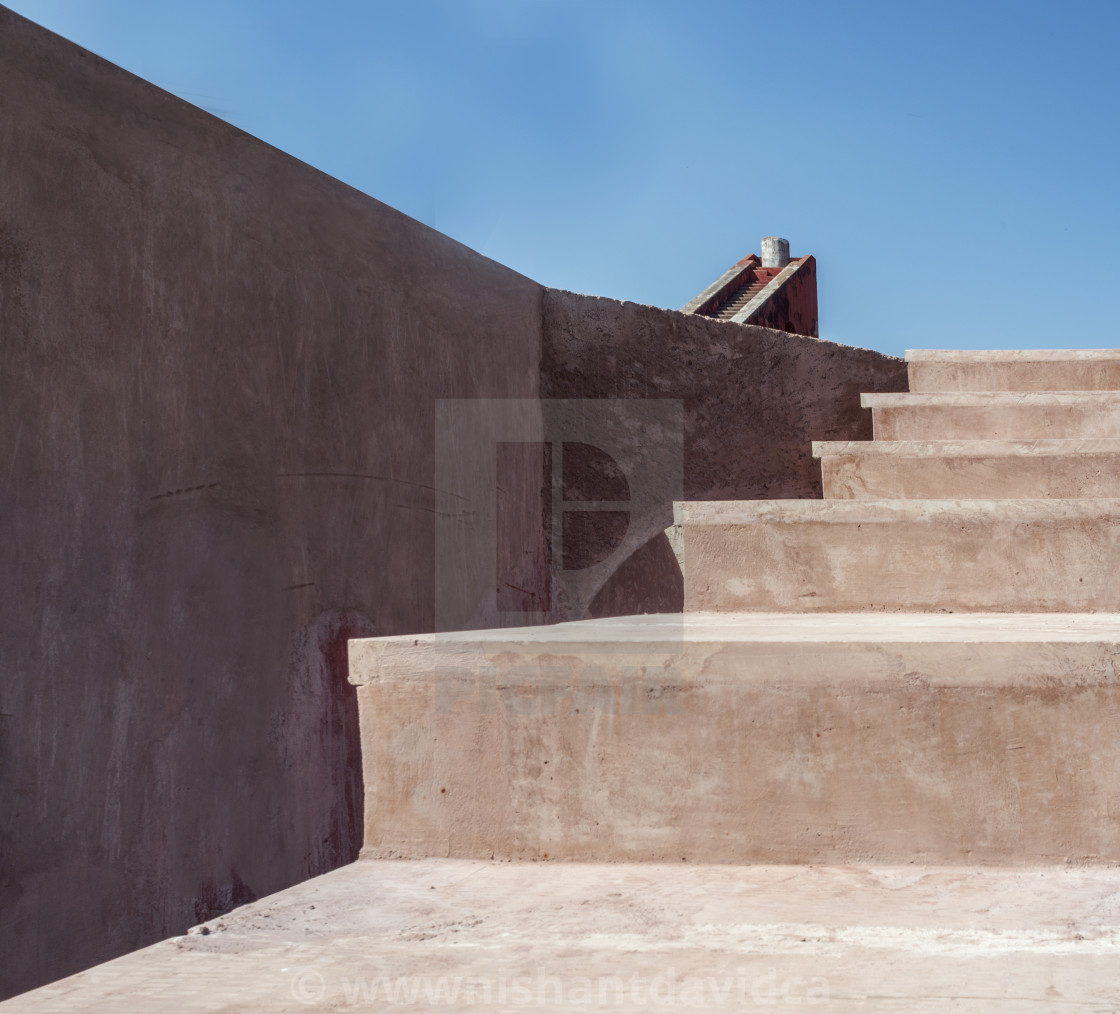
[0,6,905,999]
[0,7,542,999]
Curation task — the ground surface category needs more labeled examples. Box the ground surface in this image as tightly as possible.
[6,857,1120,1011]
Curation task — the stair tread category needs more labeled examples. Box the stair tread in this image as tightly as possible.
[907,348,1120,363]
[679,496,1120,522]
[863,390,1120,407]
[812,438,1120,457]
[352,611,1120,680]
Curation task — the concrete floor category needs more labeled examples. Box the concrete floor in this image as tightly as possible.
[6,857,1120,1012]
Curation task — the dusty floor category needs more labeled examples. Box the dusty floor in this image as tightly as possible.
[5,857,1120,1011]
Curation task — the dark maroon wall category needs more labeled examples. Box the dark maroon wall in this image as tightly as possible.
[751,257,819,337]
[0,6,541,999]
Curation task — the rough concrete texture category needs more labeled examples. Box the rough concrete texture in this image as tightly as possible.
[907,348,1120,392]
[814,439,1120,499]
[349,613,1120,864]
[321,352,1120,1009]
[0,6,907,998]
[863,392,1120,440]
[542,288,904,503]
[681,499,1120,612]
[0,6,544,999]
[8,858,1120,1013]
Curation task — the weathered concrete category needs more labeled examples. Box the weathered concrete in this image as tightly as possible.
[8,858,1120,1012]
[0,6,910,998]
[907,348,1120,392]
[760,235,791,268]
[862,392,1120,440]
[681,499,1120,612]
[327,356,1120,1008]
[542,290,904,504]
[349,613,1120,864]
[814,439,1120,499]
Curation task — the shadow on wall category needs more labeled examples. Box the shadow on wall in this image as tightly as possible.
[280,609,375,877]
[585,531,685,617]
[494,437,687,621]
[534,290,909,620]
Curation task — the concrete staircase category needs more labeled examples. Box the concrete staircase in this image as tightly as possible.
[351,348,1120,867]
[12,349,1120,1011]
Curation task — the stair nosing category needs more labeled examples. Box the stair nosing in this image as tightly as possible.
[861,391,1120,408]
[812,438,1120,457]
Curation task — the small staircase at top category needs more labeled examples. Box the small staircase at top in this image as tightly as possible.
[710,268,781,320]
[351,348,1120,868]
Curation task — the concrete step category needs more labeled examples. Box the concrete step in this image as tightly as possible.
[907,348,1120,392]
[347,613,1120,865]
[680,499,1120,612]
[813,439,1120,500]
[861,391,1120,440]
[12,858,1120,1012]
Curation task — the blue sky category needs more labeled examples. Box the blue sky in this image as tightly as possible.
[8,0,1120,356]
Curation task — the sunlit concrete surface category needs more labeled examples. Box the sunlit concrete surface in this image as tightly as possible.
[813,439,1120,499]
[906,348,1120,393]
[862,392,1120,440]
[6,858,1120,1012]
[680,499,1120,612]
[349,613,1120,865]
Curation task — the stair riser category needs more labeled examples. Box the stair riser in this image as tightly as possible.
[683,509,1120,612]
[355,639,1120,864]
[873,403,1120,440]
[909,362,1120,393]
[820,453,1120,499]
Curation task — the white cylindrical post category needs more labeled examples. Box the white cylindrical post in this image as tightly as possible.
[760,236,790,268]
